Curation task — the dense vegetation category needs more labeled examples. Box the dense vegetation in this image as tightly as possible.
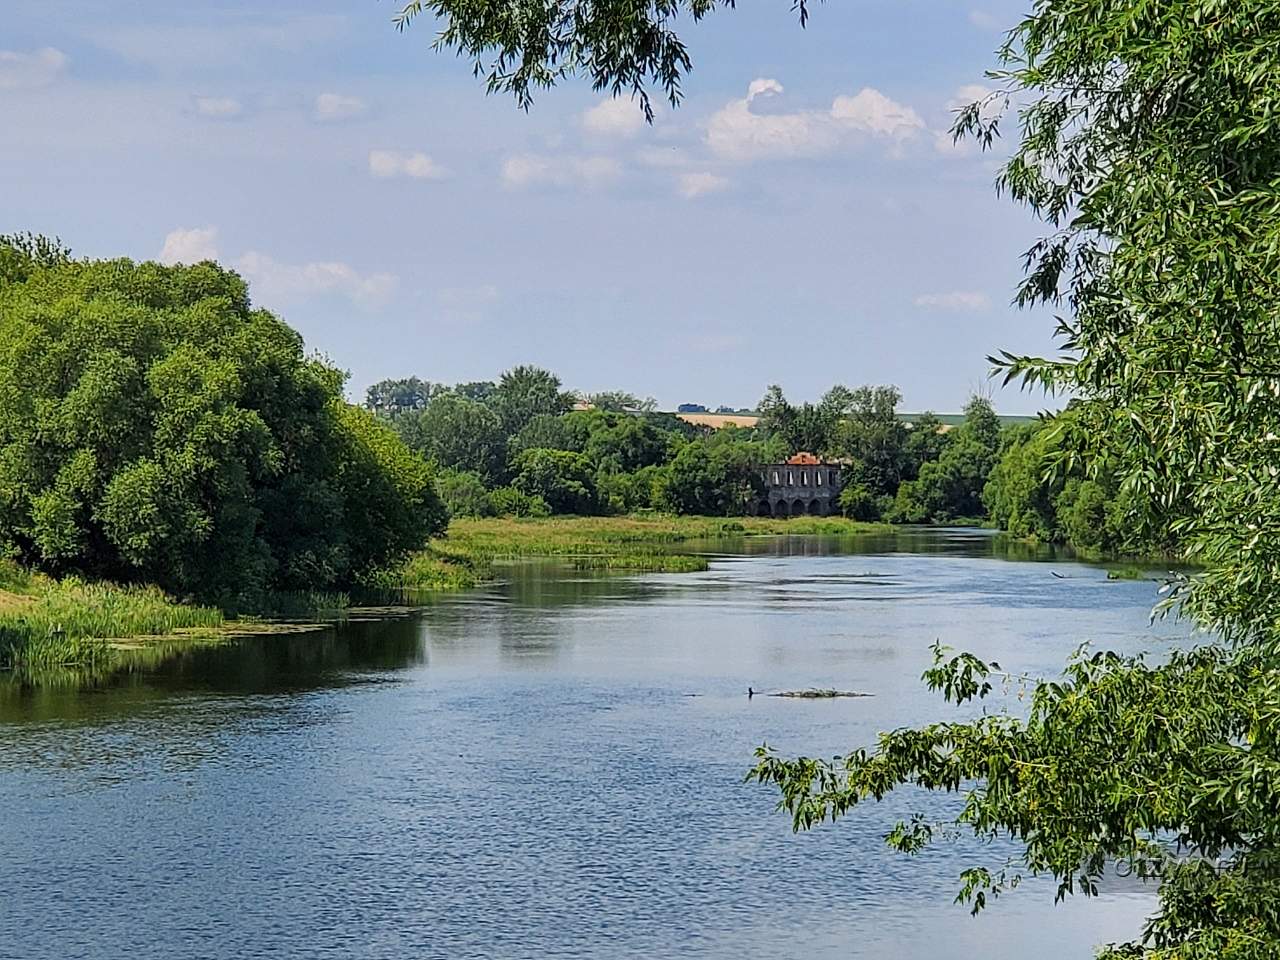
[368,374,1011,524]
[983,411,1174,558]
[0,235,447,606]
[403,0,1280,954]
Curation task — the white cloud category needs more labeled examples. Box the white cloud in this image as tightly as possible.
[706,79,836,162]
[582,96,646,137]
[500,153,622,189]
[0,47,68,90]
[678,172,729,199]
[237,252,397,309]
[913,291,991,311]
[368,150,448,180]
[830,88,924,139]
[159,227,220,264]
[193,96,243,119]
[315,92,367,122]
[706,78,924,162]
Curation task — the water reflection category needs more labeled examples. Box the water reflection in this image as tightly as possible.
[0,530,1180,960]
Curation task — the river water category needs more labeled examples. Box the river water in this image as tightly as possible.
[0,529,1186,959]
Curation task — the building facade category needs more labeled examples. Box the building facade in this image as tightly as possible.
[756,453,842,517]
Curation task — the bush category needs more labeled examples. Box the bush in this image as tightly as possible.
[838,483,882,521]
[488,486,551,518]
[510,448,597,514]
[435,469,493,518]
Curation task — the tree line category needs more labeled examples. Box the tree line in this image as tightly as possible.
[365,374,1015,523]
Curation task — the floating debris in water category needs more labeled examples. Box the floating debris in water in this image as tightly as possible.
[754,688,873,699]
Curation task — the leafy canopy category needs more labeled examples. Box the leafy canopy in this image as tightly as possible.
[0,240,446,602]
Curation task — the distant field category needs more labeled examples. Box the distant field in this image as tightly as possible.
[673,411,1041,430]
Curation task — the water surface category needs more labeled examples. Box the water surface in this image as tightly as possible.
[0,530,1184,958]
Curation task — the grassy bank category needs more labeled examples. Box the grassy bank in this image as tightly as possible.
[0,561,224,670]
[390,514,890,589]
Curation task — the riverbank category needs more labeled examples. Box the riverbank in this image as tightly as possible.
[0,561,224,671]
[386,514,892,590]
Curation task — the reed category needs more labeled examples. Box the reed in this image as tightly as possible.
[0,570,223,670]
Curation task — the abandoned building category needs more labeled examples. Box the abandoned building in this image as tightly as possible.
[757,452,842,517]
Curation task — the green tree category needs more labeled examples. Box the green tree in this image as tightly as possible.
[982,422,1060,542]
[903,411,947,475]
[661,431,766,515]
[508,412,589,459]
[491,365,573,436]
[510,448,597,514]
[365,376,442,415]
[834,385,909,496]
[434,468,493,518]
[0,243,445,601]
[396,395,507,484]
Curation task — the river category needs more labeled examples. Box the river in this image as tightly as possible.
[0,529,1185,958]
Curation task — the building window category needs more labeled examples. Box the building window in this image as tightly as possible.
[772,470,779,485]
[829,470,837,486]
[802,471,809,486]
[817,471,823,486]
[787,470,793,485]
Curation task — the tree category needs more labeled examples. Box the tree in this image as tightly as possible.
[586,390,657,413]
[0,243,445,602]
[406,6,1280,949]
[661,431,766,515]
[508,413,589,459]
[763,3,1280,952]
[510,448,597,514]
[491,365,574,436]
[982,422,1060,542]
[903,411,947,477]
[365,377,442,415]
[833,385,909,496]
[396,394,507,484]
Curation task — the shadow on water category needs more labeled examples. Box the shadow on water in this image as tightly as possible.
[0,615,427,725]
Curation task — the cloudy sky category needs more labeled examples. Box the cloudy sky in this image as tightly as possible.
[2,0,1060,414]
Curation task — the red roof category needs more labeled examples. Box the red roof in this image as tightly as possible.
[786,452,822,464]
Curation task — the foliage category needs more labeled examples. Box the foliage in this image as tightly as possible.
[510,448,597,514]
[0,242,446,603]
[488,485,552,518]
[837,483,884,522]
[364,376,443,414]
[784,1,1280,953]
[661,431,766,516]
[491,365,574,437]
[585,390,657,413]
[832,385,911,496]
[890,397,1003,523]
[396,394,508,483]
[435,468,493,518]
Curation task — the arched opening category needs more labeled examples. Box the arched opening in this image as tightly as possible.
[791,499,806,517]
[772,500,789,518]
[756,499,771,517]
[807,498,823,516]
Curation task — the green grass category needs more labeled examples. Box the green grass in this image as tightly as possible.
[385,514,888,589]
[0,562,223,670]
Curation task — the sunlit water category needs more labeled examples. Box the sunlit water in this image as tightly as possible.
[0,529,1187,958]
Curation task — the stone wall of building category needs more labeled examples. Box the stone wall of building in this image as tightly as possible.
[756,459,842,517]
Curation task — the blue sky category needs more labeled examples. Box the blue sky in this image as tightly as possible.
[1,0,1061,414]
